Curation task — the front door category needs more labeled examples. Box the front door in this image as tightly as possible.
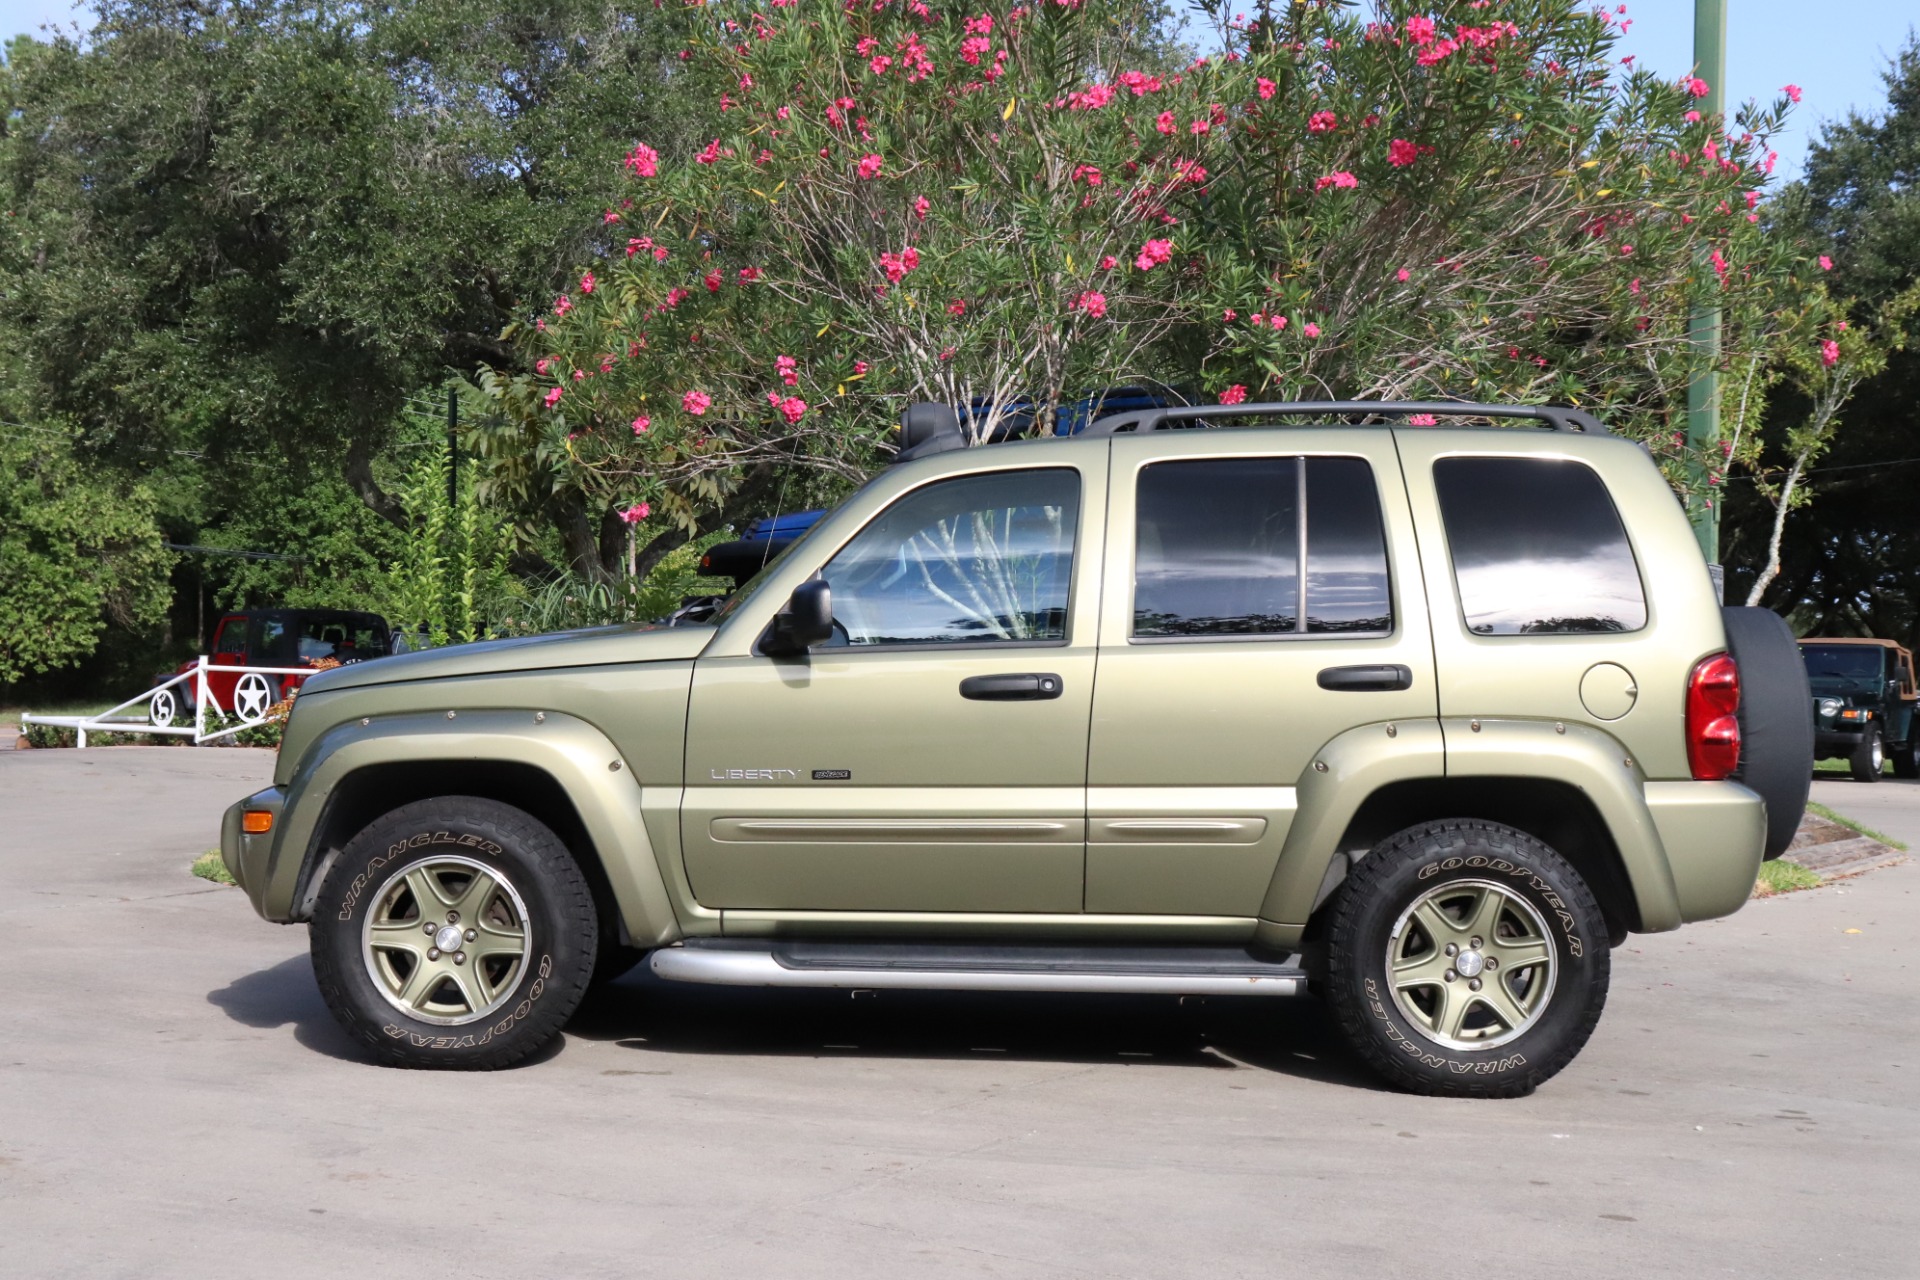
[1085,431,1438,916]
[682,458,1105,913]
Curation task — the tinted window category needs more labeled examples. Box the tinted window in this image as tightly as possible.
[1133,456,1393,638]
[1306,457,1392,634]
[1434,457,1646,635]
[821,468,1078,646]
[1135,457,1299,636]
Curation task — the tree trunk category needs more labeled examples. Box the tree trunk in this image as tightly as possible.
[343,432,409,530]
[1746,447,1810,607]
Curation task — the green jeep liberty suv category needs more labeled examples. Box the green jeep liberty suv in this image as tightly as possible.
[221,401,1813,1096]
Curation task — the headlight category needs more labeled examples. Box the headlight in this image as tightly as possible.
[1819,697,1842,717]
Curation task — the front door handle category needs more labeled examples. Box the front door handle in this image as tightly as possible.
[959,673,1064,701]
[1317,664,1413,692]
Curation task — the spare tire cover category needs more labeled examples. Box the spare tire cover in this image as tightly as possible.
[1721,606,1814,860]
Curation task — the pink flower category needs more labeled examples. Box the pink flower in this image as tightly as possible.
[1396,268,1411,282]
[1685,77,1709,98]
[1783,84,1802,103]
[1313,171,1358,192]
[1270,315,1287,330]
[682,390,712,415]
[632,416,650,434]
[1415,38,1458,67]
[553,294,572,316]
[580,271,596,293]
[1388,138,1419,167]
[1073,290,1107,318]
[1072,164,1103,186]
[1819,255,1833,271]
[1407,413,1437,426]
[1099,255,1117,270]
[774,355,799,387]
[1820,339,1839,368]
[544,387,564,408]
[1190,118,1211,135]
[1218,384,1247,405]
[857,153,884,179]
[704,271,723,293]
[913,195,931,219]
[1222,308,1236,322]
[1407,14,1436,45]
[776,105,790,120]
[960,35,991,65]
[625,143,659,177]
[1256,77,1275,100]
[878,246,921,283]
[1303,322,1321,338]
[653,246,669,262]
[618,503,650,525]
[695,139,722,165]
[947,298,967,316]
[603,210,620,224]
[1630,277,1642,295]
[535,357,551,374]
[767,392,807,424]
[1308,111,1338,134]
[1133,238,1173,270]
[1619,243,1633,256]
[1155,111,1176,135]
[853,361,869,375]
[572,369,585,382]
[738,266,763,283]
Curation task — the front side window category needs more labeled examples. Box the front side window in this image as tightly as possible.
[1434,457,1647,635]
[820,468,1079,646]
[1132,456,1392,638]
[213,619,248,656]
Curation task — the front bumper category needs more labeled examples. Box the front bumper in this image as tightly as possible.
[1815,727,1867,755]
[221,787,287,918]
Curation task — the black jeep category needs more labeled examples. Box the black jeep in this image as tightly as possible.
[1799,638,1920,781]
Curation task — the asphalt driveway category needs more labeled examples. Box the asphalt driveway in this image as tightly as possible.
[2,747,1916,1278]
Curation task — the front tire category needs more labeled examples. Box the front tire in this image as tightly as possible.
[1893,737,1920,780]
[310,797,598,1069]
[1849,728,1885,783]
[1322,820,1610,1098]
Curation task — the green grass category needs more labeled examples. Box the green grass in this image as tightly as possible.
[1754,859,1823,897]
[1807,801,1909,852]
[190,850,236,886]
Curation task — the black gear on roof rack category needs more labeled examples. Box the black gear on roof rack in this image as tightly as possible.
[1081,400,1609,436]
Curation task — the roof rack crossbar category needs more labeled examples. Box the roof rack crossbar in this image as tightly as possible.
[1082,400,1608,437]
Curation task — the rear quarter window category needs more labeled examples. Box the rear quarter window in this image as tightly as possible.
[1433,456,1646,636]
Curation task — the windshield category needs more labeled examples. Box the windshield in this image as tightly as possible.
[1800,645,1885,682]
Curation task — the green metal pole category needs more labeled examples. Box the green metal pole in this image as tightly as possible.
[1689,0,1726,574]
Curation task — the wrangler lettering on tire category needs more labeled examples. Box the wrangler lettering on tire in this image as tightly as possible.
[1324,820,1609,1099]
[311,799,596,1070]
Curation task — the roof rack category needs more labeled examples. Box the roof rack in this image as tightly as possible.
[1082,400,1609,437]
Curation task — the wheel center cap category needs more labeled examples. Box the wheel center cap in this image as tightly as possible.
[1454,949,1486,979]
[434,924,464,952]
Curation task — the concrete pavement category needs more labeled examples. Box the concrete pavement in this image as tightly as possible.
[1,747,1916,1278]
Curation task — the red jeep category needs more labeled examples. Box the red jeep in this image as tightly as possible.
[155,609,391,723]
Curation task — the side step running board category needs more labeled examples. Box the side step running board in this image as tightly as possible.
[649,940,1306,997]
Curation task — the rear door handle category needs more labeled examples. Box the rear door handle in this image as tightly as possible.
[1317,664,1413,692]
[959,673,1064,701]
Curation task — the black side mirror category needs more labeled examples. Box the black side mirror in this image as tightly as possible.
[767,579,833,654]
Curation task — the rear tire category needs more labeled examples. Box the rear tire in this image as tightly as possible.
[1850,727,1885,783]
[1322,820,1610,1098]
[1893,738,1920,780]
[310,797,598,1069]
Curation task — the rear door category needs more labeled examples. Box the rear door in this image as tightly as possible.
[1085,429,1437,916]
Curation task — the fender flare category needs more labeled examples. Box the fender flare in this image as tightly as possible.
[259,710,682,947]
[1254,718,1682,948]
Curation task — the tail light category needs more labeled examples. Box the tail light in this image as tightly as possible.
[1687,652,1741,780]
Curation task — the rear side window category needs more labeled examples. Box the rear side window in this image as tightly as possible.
[1132,456,1392,638]
[1433,457,1646,636]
